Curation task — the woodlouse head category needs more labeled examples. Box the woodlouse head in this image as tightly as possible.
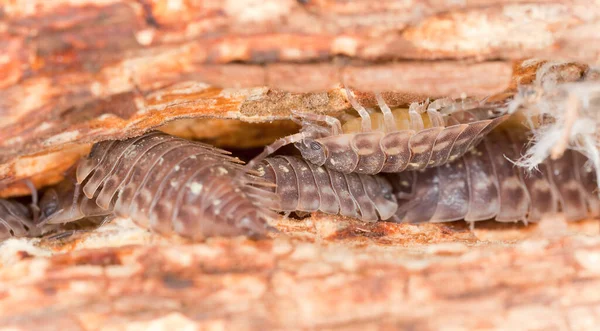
[37,180,85,226]
[294,139,328,166]
[38,188,60,222]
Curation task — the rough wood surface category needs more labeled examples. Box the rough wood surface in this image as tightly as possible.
[2,0,598,97]
[1,216,599,330]
[2,2,600,329]
[2,0,599,143]
[2,0,598,194]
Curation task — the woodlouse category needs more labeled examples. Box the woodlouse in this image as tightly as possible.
[245,88,509,175]
[0,181,52,240]
[389,126,600,224]
[254,155,398,222]
[0,198,38,240]
[38,131,278,240]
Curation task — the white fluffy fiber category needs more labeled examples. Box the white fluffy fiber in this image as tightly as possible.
[509,80,600,190]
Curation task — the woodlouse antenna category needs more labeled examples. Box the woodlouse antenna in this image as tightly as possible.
[240,132,309,177]
[22,179,40,222]
[23,179,38,206]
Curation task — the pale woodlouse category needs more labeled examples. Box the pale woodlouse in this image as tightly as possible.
[38,131,278,240]
[245,88,509,175]
[389,126,600,224]
[254,155,398,222]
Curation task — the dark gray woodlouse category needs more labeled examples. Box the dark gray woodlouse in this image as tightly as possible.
[245,88,509,175]
[389,126,600,224]
[254,156,398,222]
[38,131,278,240]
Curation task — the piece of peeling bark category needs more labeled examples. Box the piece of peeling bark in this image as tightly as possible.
[0,83,431,195]
[2,1,598,146]
[0,145,91,198]
[0,215,599,330]
[0,84,409,162]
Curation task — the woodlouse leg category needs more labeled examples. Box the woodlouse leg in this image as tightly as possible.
[375,93,397,132]
[424,98,446,128]
[427,98,454,112]
[291,110,342,135]
[70,182,82,219]
[427,110,445,127]
[344,87,372,132]
[430,97,482,115]
[408,102,425,131]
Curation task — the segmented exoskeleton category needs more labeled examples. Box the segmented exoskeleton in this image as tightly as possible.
[389,126,600,224]
[38,131,278,240]
[0,180,56,240]
[255,156,398,222]
[0,198,39,240]
[244,88,508,175]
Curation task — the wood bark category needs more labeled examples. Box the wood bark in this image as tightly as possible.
[1,2,600,330]
[1,217,600,330]
[1,0,597,191]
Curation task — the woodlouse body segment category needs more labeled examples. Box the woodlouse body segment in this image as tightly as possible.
[39,131,277,240]
[390,127,600,224]
[255,156,398,222]
[244,88,509,176]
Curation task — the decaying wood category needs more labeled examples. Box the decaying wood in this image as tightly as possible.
[3,0,598,129]
[1,0,597,194]
[0,216,599,330]
[2,1,600,329]
[2,0,599,131]
[2,0,598,98]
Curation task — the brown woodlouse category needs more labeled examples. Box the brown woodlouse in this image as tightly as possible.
[245,88,509,175]
[254,155,398,222]
[0,198,39,240]
[389,126,600,224]
[38,131,278,240]
[0,181,52,240]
